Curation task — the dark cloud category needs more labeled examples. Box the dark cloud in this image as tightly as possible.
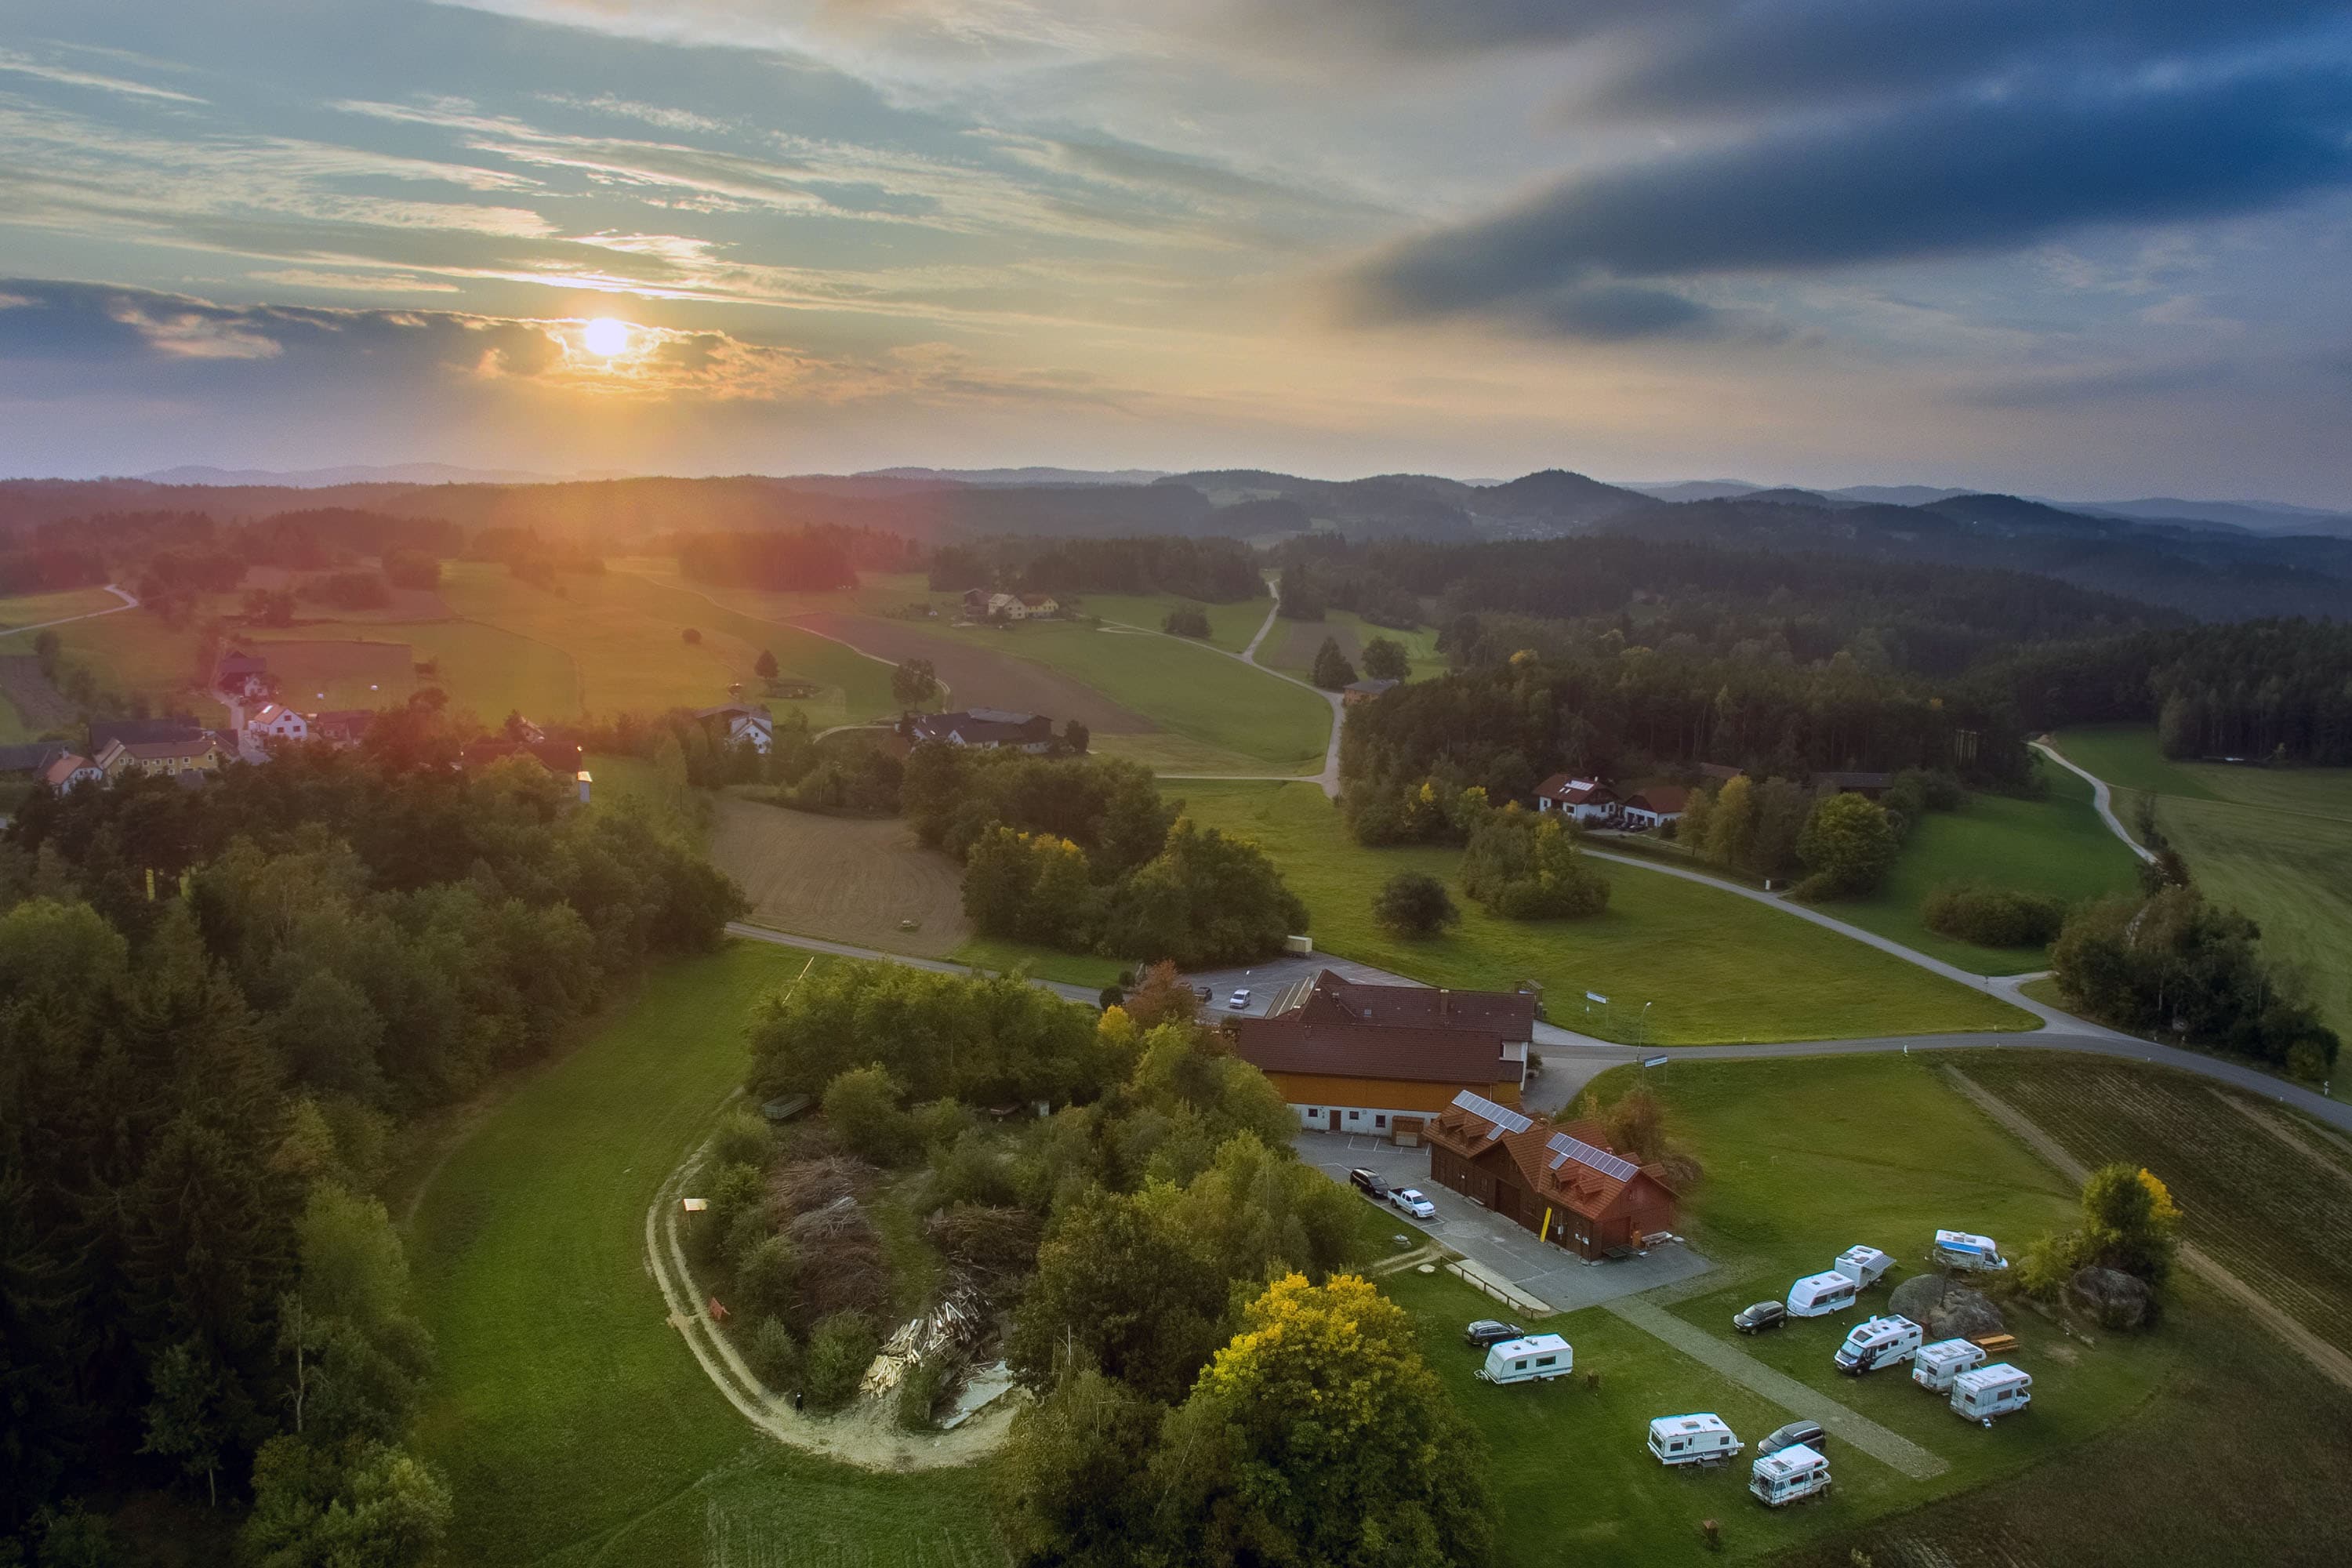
[1255,0,1653,54]
[1347,68,2352,331]
[1527,282,1718,340]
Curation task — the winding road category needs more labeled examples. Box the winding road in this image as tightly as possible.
[2031,738,2156,863]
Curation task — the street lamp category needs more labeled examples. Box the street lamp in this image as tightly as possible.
[1639,1000,1653,1050]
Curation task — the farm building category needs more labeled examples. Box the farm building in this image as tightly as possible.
[95,735,221,781]
[905,708,1054,753]
[1534,774,1617,822]
[1342,678,1399,706]
[1620,785,1690,829]
[310,710,376,747]
[88,717,208,757]
[40,751,103,790]
[1225,969,1534,1140]
[212,649,270,699]
[1812,771,1893,797]
[1425,1091,1678,1260]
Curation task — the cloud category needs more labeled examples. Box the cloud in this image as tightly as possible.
[1953,357,2238,408]
[1345,67,2352,332]
[0,47,206,103]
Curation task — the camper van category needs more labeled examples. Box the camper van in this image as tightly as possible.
[1478,1334,1573,1385]
[1932,1230,2010,1272]
[1749,1443,1832,1507]
[1835,1246,1893,1288]
[1648,1414,1742,1467]
[1834,1315,1923,1374]
[1911,1338,1987,1392]
[1950,1363,2033,1425]
[1786,1271,1859,1318]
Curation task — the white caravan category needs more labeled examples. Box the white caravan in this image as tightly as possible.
[1749,1443,1832,1507]
[1951,1363,2033,1425]
[1478,1334,1573,1385]
[1835,1246,1893,1288]
[1787,1271,1859,1318]
[1911,1338,1988,1392]
[1649,1414,1742,1467]
[1932,1230,2010,1272]
[1834,1315,1923,1375]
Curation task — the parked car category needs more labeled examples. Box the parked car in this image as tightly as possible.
[1348,1168,1390,1200]
[1226,989,1251,1011]
[1462,1319,1525,1348]
[1732,1301,1788,1335]
[1389,1187,1437,1219]
[1192,985,1212,1002]
[1757,1420,1827,1457]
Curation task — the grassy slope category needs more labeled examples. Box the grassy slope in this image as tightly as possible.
[405,944,999,1566]
[1073,590,1266,652]
[1266,610,1448,683]
[1823,761,2143,975]
[1174,780,2031,1044]
[0,585,122,628]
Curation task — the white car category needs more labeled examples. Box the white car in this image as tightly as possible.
[1389,1187,1436,1220]
[1226,989,1251,1011]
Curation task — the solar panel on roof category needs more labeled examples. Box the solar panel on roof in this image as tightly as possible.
[1449,1090,1531,1138]
[1545,1132,1638,1181]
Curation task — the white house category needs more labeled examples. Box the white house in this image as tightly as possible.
[1619,785,1690,829]
[239,702,309,760]
[41,752,103,791]
[696,702,775,753]
[906,708,1054,753]
[1534,774,1617,822]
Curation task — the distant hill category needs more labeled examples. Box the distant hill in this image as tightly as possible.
[1620,479,1764,503]
[1743,487,1864,510]
[862,466,1168,487]
[1826,484,1973,506]
[136,462,593,486]
[2073,496,2352,539]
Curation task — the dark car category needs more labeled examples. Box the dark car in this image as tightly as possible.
[1758,1420,1827,1457]
[1733,1301,1788,1335]
[1348,1168,1389,1200]
[1463,1319,1526,1348]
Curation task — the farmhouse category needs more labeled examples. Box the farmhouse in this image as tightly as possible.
[1343,677,1399,706]
[212,649,270,699]
[39,751,103,790]
[1620,784,1690,829]
[95,735,220,781]
[1534,773,1617,822]
[310,710,376,747]
[1425,1091,1679,1260]
[697,702,775,753]
[1225,969,1533,1141]
[238,702,310,759]
[905,708,1054,753]
[88,717,208,757]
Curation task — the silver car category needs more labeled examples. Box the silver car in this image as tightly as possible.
[1389,1187,1437,1220]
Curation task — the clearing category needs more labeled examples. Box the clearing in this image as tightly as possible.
[1174,779,2032,1044]
[711,797,972,958]
[405,943,1000,1566]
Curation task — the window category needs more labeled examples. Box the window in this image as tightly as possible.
[1374,1115,1387,1130]
[1669,1442,1683,1453]
[1534,1356,1555,1367]
[1345,1109,1361,1121]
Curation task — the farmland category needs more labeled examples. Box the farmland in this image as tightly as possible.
[1265,610,1449,683]
[1172,779,2034,1044]
[405,942,1001,1566]
[786,611,1156,737]
[712,797,972,958]
[0,585,125,629]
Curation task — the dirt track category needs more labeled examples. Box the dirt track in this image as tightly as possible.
[787,612,1156,735]
[711,798,972,957]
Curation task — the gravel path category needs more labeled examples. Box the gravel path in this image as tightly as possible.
[2031,739,2156,864]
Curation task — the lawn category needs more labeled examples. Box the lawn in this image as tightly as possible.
[45,608,212,713]
[0,585,124,629]
[1173,780,2033,1044]
[1820,760,2143,975]
[405,944,1001,1566]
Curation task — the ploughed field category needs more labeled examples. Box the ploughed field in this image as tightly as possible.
[711,797,972,957]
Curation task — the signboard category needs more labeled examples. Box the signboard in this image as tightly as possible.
[1584,991,1610,1005]
[1642,1055,1670,1069]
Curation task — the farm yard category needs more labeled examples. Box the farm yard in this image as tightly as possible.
[712,797,972,958]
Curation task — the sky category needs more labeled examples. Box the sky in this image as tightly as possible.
[1,0,2348,503]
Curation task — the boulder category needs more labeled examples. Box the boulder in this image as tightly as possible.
[1889,1275,2006,1341]
[2068,1265,2156,1331]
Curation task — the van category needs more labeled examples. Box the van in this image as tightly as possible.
[1950,1363,2033,1425]
[1786,1271,1859,1318]
[1835,1246,1893,1288]
[1478,1334,1572,1385]
[1648,1414,1742,1467]
[1749,1443,1832,1507]
[1911,1338,1987,1392]
[1834,1315,1922,1374]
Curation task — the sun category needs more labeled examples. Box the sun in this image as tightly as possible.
[581,317,633,358]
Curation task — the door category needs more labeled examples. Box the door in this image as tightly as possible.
[1325,1109,1339,1131]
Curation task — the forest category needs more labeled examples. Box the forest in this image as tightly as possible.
[927,535,1266,603]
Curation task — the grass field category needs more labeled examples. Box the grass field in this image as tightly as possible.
[1173,780,2033,1044]
[1265,610,1447,683]
[0,585,123,629]
[1824,760,2143,975]
[405,943,1002,1566]
[712,797,971,957]
[2053,725,2352,1098]
[1076,590,1267,652]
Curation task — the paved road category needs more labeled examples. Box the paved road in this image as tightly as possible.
[2031,739,2156,864]
[0,583,139,637]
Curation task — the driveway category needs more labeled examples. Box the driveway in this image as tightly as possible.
[1293,1131,1714,1315]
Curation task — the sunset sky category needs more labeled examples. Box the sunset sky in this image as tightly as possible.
[2,0,2348,500]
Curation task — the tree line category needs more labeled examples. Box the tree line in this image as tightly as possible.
[931,536,1266,604]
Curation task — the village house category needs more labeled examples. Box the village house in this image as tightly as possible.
[903,708,1054,753]
[1534,773,1618,823]
[39,751,104,790]
[1424,1091,1679,1260]
[1620,784,1691,829]
[1225,970,1534,1142]
[1342,677,1399,706]
[310,710,376,748]
[238,702,310,760]
[95,735,220,781]
[696,702,775,754]
[212,649,270,699]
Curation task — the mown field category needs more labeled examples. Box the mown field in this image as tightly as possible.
[1265,609,1448,683]
[405,942,1002,1566]
[2053,724,2352,1099]
[1174,779,2032,1044]
[0,585,124,629]
[1824,760,2143,975]
[712,796,972,957]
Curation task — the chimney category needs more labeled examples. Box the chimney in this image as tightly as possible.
[576,769,592,805]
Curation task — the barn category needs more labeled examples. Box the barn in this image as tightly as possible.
[1425,1091,1678,1260]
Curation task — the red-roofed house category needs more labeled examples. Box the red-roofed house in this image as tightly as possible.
[1425,1091,1678,1259]
[1534,774,1617,823]
[1620,784,1691,829]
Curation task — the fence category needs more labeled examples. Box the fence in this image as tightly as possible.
[1446,1259,1555,1318]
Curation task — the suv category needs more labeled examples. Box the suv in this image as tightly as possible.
[1226,989,1251,1011]
[1462,1319,1525,1348]
[1757,1421,1827,1458]
[1388,1187,1437,1220]
[1348,1168,1389,1200]
[1732,1301,1788,1335]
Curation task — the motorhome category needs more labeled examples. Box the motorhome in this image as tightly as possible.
[1749,1443,1832,1507]
[1951,1363,2033,1425]
[1911,1338,1988,1392]
[1786,1271,1859,1318]
[1835,1246,1893,1288]
[1933,1230,2010,1272]
[1478,1334,1573,1385]
[1648,1414,1742,1467]
[1834,1315,1923,1375]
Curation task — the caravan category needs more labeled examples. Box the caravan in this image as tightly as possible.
[1478,1334,1573,1385]
[1834,1315,1922,1374]
[1786,1271,1859,1318]
[1835,1246,1893,1289]
[1648,1414,1742,1467]
[1951,1363,2033,1425]
[1911,1338,1988,1392]
[1933,1230,2010,1272]
[1749,1443,1832,1507]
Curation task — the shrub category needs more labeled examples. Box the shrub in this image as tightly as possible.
[682,627,702,644]
[383,550,441,590]
[748,1317,800,1391]
[709,1107,775,1171]
[822,1065,919,1167]
[896,1356,956,1432]
[1163,606,1211,638]
[1796,792,1898,895]
[1920,881,2068,948]
[733,1233,799,1319]
[1372,870,1458,938]
[909,1097,974,1151]
[1310,637,1357,689]
[804,1312,880,1411]
[695,1160,766,1268]
[1461,811,1608,920]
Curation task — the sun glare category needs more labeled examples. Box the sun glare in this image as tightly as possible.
[581,317,632,358]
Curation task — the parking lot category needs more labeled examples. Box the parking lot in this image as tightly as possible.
[1294,1131,1714,1314]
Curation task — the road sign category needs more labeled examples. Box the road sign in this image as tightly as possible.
[1585,991,1610,1005]
[1642,1055,1669,1069]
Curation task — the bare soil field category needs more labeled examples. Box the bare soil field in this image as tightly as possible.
[1274,617,1361,673]
[0,656,76,731]
[789,612,1156,735]
[711,797,971,956]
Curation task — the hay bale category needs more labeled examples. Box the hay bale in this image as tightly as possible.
[1889,1275,2006,1341]
[2068,1265,2156,1331]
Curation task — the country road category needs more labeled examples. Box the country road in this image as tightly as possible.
[2031,738,2157,864]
